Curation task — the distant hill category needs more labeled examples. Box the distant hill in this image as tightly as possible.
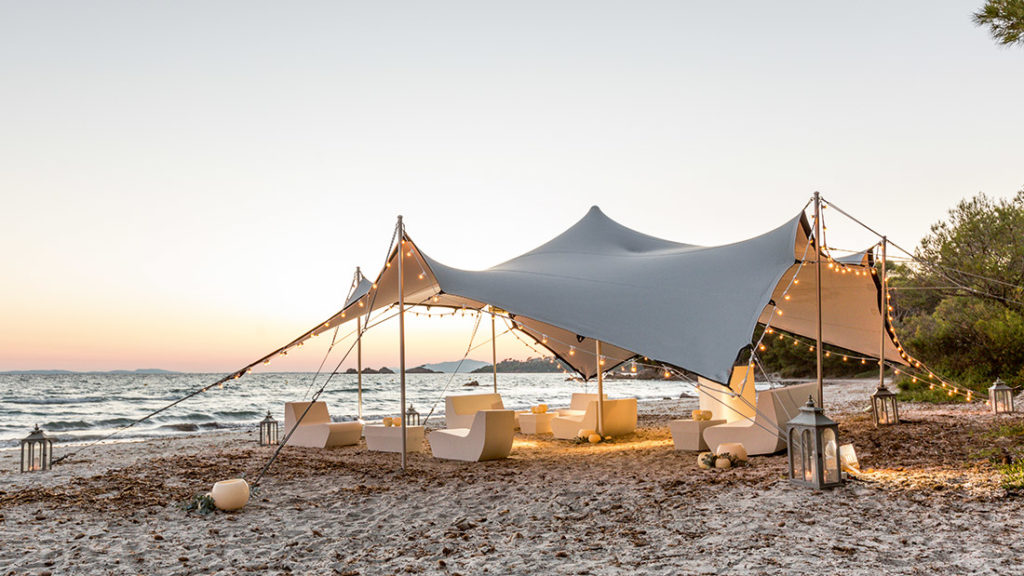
[471,357,569,373]
[421,359,491,373]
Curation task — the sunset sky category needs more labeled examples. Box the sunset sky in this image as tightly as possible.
[2,2,1022,372]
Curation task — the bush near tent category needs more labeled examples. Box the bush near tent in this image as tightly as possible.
[888,190,1024,396]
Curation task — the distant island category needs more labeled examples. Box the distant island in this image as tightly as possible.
[343,367,396,375]
[471,357,569,373]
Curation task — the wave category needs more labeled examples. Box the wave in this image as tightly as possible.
[5,396,108,405]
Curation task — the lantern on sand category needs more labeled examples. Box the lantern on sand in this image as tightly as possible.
[404,404,420,426]
[989,379,1014,414]
[259,410,279,446]
[20,425,54,473]
[786,397,843,489]
[870,384,899,426]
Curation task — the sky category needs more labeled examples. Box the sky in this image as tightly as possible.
[1,1,1022,372]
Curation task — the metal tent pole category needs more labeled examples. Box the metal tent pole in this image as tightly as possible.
[879,237,887,390]
[596,340,604,436]
[814,192,824,405]
[398,216,407,470]
[357,315,363,420]
[491,309,498,393]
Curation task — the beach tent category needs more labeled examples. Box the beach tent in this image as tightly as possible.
[297,206,907,386]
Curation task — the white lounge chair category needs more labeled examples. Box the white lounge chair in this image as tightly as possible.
[283,401,362,448]
[696,366,757,423]
[429,409,515,462]
[702,382,820,456]
[445,393,505,429]
[554,392,607,418]
[550,398,637,439]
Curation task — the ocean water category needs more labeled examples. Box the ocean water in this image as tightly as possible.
[0,372,696,447]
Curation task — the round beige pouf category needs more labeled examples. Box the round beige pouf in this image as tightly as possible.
[716,442,748,462]
[211,478,250,511]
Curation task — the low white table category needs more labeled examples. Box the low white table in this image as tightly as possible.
[668,419,726,451]
[363,424,425,453]
[519,412,557,434]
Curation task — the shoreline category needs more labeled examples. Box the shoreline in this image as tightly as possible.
[2,378,1022,575]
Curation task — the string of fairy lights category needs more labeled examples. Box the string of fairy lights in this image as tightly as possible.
[224,197,995,413]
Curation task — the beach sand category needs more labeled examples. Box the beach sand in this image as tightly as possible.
[2,379,1023,575]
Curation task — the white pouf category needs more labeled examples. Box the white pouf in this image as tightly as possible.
[211,478,250,511]
[715,442,748,462]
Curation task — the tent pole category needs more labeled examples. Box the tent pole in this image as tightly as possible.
[814,192,824,405]
[596,340,604,436]
[491,309,498,394]
[398,216,407,470]
[357,315,363,421]
[879,237,887,390]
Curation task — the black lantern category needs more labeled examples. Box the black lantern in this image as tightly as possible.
[786,397,843,489]
[259,410,279,446]
[20,425,54,473]
[871,384,899,426]
[404,404,420,426]
[989,379,1014,414]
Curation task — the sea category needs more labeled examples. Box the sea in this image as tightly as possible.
[0,372,696,448]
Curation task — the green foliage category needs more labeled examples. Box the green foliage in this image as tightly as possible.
[974,0,1024,47]
[890,190,1024,391]
[998,460,1024,492]
[471,356,569,373]
[753,326,877,378]
[182,493,217,515]
[984,422,1024,439]
[896,378,970,403]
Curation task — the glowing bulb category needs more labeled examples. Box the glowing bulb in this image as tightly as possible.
[861,359,866,365]
[569,347,575,356]
[784,294,791,301]
[358,301,364,308]
[842,356,848,362]
[766,328,774,334]
[418,273,424,280]
[793,279,800,284]
[776,309,783,316]
[759,344,766,351]
[599,356,606,366]
[825,351,831,357]
[664,370,671,379]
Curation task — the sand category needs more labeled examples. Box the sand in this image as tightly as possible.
[2,379,1023,575]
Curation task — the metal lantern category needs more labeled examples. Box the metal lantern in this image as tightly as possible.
[404,404,420,426]
[989,379,1014,414]
[871,384,900,426]
[20,425,54,473]
[259,410,279,446]
[786,397,843,489]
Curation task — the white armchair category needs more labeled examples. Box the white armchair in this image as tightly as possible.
[429,409,515,462]
[283,401,362,448]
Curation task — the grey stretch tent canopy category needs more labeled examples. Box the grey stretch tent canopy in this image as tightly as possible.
[300,206,906,386]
